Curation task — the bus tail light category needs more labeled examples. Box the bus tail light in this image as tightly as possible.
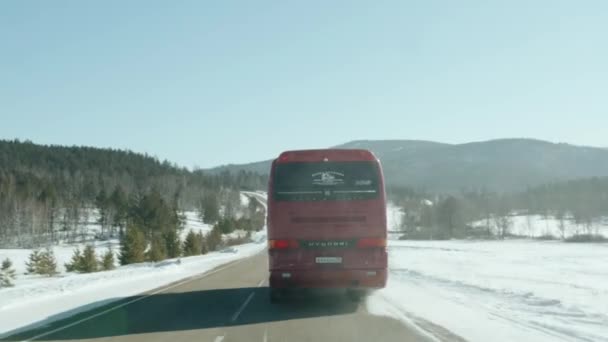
[357,238,386,248]
[269,239,299,249]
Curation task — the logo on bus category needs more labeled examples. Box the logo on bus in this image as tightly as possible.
[312,171,344,186]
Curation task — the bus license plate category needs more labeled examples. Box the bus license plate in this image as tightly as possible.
[316,257,342,264]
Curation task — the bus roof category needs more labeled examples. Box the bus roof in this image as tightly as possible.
[275,149,378,163]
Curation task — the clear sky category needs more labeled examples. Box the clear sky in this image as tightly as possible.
[1,1,607,168]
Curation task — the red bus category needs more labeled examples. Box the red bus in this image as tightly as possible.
[267,149,387,302]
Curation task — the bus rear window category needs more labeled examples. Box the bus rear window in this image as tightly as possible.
[273,161,379,201]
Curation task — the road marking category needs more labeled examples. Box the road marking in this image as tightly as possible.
[257,279,265,287]
[230,292,255,323]
[20,259,248,342]
[263,328,268,342]
[214,336,225,342]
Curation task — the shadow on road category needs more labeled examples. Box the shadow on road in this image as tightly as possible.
[3,286,359,341]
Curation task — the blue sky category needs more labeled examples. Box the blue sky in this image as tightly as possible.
[1,1,607,168]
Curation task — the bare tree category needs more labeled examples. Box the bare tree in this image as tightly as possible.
[525,213,534,238]
[493,198,512,239]
[555,209,567,239]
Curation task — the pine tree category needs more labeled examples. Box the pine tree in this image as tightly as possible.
[96,189,109,236]
[65,247,83,272]
[37,248,58,276]
[248,197,259,218]
[147,235,167,262]
[206,226,223,252]
[100,248,116,271]
[81,245,98,272]
[119,226,146,265]
[201,193,220,224]
[163,230,182,258]
[25,249,41,274]
[252,211,266,231]
[215,218,236,234]
[182,230,201,257]
[0,258,17,287]
[110,185,129,235]
[199,232,208,255]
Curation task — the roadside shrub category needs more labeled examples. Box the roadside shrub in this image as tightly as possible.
[214,218,237,234]
[25,249,42,274]
[251,211,266,231]
[81,245,98,272]
[233,213,265,232]
[565,234,607,243]
[399,227,451,240]
[65,245,98,273]
[64,247,84,272]
[182,230,202,257]
[100,248,116,271]
[463,226,496,239]
[0,258,16,287]
[26,248,58,276]
[200,235,209,255]
[163,230,181,258]
[147,235,167,262]
[224,235,251,247]
[119,226,146,265]
[205,227,223,252]
[534,234,558,241]
[38,248,58,276]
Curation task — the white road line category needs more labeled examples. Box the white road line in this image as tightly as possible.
[214,336,225,342]
[263,328,268,342]
[230,292,255,323]
[257,279,265,287]
[20,259,248,342]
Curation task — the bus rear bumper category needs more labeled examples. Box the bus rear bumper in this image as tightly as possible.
[269,269,387,289]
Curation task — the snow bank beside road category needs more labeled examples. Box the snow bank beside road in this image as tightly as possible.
[0,193,268,337]
[0,239,266,337]
[369,240,608,342]
[368,204,608,342]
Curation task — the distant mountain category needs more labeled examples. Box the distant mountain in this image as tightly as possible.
[209,139,608,193]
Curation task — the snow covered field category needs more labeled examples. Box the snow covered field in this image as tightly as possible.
[470,214,608,239]
[386,203,403,232]
[368,208,608,342]
[182,211,214,238]
[0,211,213,278]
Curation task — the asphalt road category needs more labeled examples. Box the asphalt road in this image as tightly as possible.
[3,252,437,342]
